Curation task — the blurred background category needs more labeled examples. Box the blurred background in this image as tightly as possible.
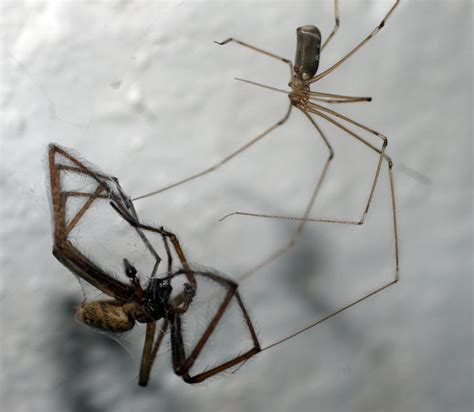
[1,1,472,411]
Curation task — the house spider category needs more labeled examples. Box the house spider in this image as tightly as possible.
[48,144,260,385]
[133,0,401,280]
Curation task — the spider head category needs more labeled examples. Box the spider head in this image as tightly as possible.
[143,278,173,320]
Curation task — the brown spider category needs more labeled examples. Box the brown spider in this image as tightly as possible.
[48,144,260,385]
[133,0,400,281]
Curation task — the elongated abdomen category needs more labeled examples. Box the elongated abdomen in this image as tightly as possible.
[295,25,321,79]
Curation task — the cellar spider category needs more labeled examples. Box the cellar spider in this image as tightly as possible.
[133,0,401,280]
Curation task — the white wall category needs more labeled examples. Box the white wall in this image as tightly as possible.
[1,1,472,411]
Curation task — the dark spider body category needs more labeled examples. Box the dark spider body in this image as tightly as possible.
[73,263,176,333]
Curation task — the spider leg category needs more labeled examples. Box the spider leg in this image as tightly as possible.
[138,321,156,386]
[161,234,173,274]
[52,242,134,301]
[309,90,372,104]
[310,0,400,84]
[169,271,260,384]
[132,103,293,201]
[58,187,105,239]
[260,276,398,354]
[138,320,169,387]
[214,37,293,76]
[321,0,340,52]
[130,226,162,278]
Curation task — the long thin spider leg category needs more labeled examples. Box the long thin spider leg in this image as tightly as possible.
[309,91,372,104]
[161,234,173,273]
[308,101,385,143]
[214,37,293,76]
[321,0,340,51]
[260,277,398,354]
[138,320,169,387]
[310,91,371,100]
[61,191,109,199]
[238,111,333,281]
[151,320,169,360]
[170,272,260,383]
[57,164,111,183]
[133,227,162,278]
[138,321,156,386]
[132,103,293,201]
[309,0,400,84]
[388,159,399,275]
[310,96,372,104]
[234,77,289,95]
[61,187,104,237]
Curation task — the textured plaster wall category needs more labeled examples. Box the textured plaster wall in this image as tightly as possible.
[1,1,472,412]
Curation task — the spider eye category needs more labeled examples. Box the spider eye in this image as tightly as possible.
[123,258,137,278]
[159,279,170,287]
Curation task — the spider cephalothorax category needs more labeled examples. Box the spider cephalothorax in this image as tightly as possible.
[75,260,176,333]
[75,257,199,334]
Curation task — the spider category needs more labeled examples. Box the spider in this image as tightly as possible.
[48,144,260,385]
[133,0,401,280]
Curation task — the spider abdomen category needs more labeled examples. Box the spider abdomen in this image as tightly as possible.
[295,25,321,80]
[76,300,136,333]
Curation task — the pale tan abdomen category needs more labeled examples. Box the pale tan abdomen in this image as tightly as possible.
[76,300,135,333]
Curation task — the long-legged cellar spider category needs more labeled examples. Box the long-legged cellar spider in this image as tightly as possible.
[134,0,400,281]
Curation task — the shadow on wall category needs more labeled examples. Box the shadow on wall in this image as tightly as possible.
[53,296,132,412]
[53,295,194,412]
